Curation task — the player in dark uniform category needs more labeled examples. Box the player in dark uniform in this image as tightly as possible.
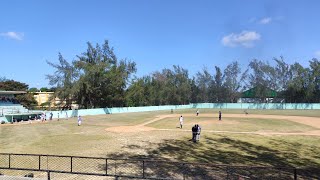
[192,125,197,142]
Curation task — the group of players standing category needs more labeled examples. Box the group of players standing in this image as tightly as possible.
[35,111,82,126]
[179,109,223,143]
[192,124,201,142]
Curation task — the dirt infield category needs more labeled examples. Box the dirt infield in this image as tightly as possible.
[105,113,320,136]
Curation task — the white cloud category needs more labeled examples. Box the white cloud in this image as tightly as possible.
[221,31,261,48]
[0,31,24,40]
[315,50,320,58]
[259,17,272,24]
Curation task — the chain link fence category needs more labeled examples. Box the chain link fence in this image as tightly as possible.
[0,153,319,179]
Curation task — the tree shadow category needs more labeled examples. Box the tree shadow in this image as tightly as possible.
[101,134,320,179]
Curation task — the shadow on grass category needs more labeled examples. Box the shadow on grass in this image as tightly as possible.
[103,134,320,179]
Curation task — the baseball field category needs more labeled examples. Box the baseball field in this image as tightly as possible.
[1,108,320,170]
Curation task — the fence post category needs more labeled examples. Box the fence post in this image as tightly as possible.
[47,171,50,180]
[105,158,108,175]
[8,154,11,168]
[226,166,229,179]
[39,155,41,170]
[70,157,73,172]
[182,163,185,180]
[142,160,145,178]
[294,168,297,180]
[115,160,117,175]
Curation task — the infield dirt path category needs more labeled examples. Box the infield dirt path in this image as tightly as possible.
[105,113,320,136]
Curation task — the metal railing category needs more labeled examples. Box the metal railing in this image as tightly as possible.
[0,107,21,115]
[0,153,319,179]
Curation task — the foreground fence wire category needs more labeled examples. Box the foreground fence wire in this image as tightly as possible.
[0,153,319,179]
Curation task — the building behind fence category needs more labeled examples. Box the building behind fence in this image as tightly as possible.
[0,153,319,179]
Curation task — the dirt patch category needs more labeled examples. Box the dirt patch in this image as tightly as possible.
[104,113,320,136]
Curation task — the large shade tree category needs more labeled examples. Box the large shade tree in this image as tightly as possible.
[46,53,78,109]
[73,40,136,108]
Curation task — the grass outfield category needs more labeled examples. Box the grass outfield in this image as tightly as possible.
[146,117,318,132]
[0,109,320,169]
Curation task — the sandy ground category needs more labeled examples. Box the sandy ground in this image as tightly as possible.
[105,113,320,136]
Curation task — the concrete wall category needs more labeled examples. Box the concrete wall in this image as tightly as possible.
[2,103,320,123]
[191,103,320,110]
[41,103,320,120]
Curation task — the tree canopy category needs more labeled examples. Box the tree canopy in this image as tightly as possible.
[43,40,320,107]
[0,79,37,108]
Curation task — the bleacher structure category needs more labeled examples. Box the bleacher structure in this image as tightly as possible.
[0,91,41,123]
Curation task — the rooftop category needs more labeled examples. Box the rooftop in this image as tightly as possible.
[0,91,27,95]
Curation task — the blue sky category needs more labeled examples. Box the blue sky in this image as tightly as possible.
[1,0,320,88]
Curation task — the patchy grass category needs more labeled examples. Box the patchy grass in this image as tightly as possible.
[146,117,319,132]
[0,109,320,171]
[127,133,320,168]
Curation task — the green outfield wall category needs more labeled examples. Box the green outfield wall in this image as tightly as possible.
[191,103,320,109]
[40,103,320,121]
[2,103,320,123]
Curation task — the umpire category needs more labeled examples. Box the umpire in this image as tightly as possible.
[192,125,197,142]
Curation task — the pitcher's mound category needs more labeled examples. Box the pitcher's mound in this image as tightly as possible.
[105,126,156,133]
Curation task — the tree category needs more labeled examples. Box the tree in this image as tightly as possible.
[0,79,37,108]
[126,76,150,107]
[211,66,225,102]
[196,68,213,102]
[49,87,57,92]
[16,93,38,109]
[284,59,320,103]
[46,53,78,109]
[171,65,191,104]
[244,59,273,102]
[273,57,291,92]
[148,66,191,105]
[74,40,136,108]
[40,87,50,92]
[0,77,7,82]
[0,80,29,91]
[28,87,39,92]
[190,77,199,103]
[309,58,320,102]
[223,61,242,102]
